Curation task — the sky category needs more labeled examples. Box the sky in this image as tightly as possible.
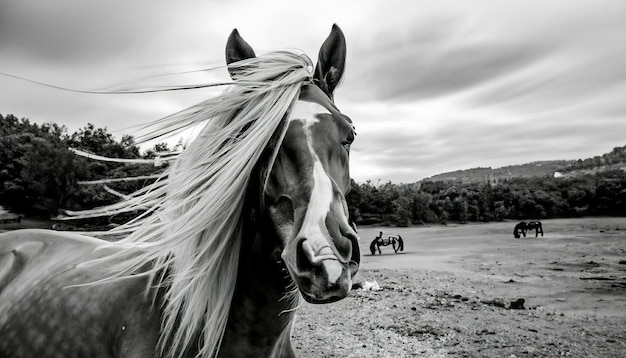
[1,0,625,183]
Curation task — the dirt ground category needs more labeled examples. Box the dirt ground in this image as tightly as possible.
[292,217,626,357]
[3,215,625,356]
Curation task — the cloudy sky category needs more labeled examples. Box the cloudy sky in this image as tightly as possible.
[1,0,625,183]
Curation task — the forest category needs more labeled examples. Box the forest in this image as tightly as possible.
[2,113,625,227]
[347,172,626,226]
[0,114,167,218]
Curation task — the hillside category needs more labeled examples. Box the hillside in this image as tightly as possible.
[423,145,626,184]
[425,160,571,184]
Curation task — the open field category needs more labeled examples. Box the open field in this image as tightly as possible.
[293,218,626,357]
[2,215,625,356]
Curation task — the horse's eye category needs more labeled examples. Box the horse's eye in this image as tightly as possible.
[341,132,354,151]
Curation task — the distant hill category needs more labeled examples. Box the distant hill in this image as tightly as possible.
[424,144,626,184]
[556,144,626,178]
[425,160,571,184]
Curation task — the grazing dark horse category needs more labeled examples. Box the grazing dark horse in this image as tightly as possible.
[513,221,527,238]
[0,25,359,358]
[369,232,404,255]
[514,221,543,238]
[526,221,544,237]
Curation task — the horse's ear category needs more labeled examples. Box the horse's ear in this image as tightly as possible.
[314,24,346,99]
[225,29,256,78]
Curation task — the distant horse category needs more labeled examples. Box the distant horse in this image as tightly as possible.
[526,221,544,237]
[514,221,543,238]
[0,25,359,358]
[370,232,404,255]
[513,221,527,238]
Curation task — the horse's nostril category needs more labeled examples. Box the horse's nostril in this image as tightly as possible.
[296,239,312,273]
[296,239,337,273]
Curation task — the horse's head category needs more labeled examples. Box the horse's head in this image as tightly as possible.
[226,25,360,303]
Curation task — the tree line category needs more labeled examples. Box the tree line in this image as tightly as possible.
[347,171,626,226]
[2,113,625,227]
[0,114,169,218]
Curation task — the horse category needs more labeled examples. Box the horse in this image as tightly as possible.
[0,24,359,358]
[513,221,527,238]
[513,221,543,238]
[369,232,404,255]
[526,221,544,237]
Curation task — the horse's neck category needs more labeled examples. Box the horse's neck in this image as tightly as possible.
[219,229,296,358]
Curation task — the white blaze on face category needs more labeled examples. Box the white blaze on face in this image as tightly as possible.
[290,101,343,283]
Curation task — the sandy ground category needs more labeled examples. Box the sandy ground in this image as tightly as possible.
[2,215,625,356]
[292,217,626,357]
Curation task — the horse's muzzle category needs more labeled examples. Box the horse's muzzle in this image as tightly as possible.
[268,192,360,303]
[286,228,359,303]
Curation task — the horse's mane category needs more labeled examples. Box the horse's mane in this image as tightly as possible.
[68,51,314,357]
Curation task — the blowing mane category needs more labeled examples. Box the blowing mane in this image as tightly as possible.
[68,51,315,357]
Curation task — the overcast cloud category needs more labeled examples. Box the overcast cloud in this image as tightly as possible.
[1,0,625,183]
